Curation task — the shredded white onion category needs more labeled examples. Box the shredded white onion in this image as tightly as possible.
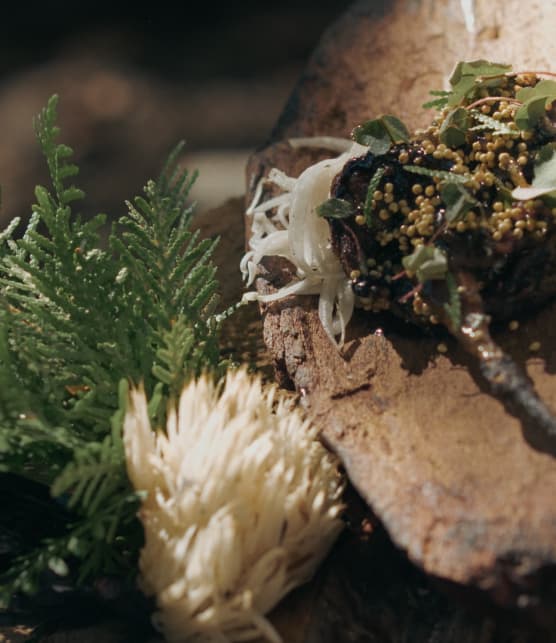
[241,140,365,347]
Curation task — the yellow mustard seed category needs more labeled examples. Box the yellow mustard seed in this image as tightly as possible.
[508,320,519,331]
[412,184,423,195]
[498,220,512,234]
[529,341,541,352]
[355,214,366,226]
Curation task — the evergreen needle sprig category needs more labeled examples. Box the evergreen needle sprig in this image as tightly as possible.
[0,95,227,606]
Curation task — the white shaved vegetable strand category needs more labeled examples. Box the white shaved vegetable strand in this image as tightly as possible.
[241,140,367,346]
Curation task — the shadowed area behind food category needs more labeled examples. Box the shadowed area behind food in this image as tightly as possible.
[0,1,350,227]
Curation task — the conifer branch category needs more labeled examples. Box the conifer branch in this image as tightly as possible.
[0,97,227,602]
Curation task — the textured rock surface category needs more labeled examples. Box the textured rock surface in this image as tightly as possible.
[247,0,556,626]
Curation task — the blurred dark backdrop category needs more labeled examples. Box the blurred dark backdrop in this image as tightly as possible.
[0,2,350,224]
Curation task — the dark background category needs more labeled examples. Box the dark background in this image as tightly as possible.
[0,2,350,224]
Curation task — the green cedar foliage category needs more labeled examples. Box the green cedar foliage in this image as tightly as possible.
[0,95,226,604]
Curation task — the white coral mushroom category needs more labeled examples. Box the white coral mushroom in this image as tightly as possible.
[123,368,344,643]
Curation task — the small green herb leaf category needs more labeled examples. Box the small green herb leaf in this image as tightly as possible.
[402,245,448,282]
[469,111,518,136]
[353,115,410,154]
[439,107,471,147]
[449,60,511,86]
[316,197,355,219]
[512,142,556,199]
[440,183,478,222]
[403,165,470,183]
[423,90,451,110]
[448,60,512,106]
[363,166,385,226]
[514,80,556,130]
[515,96,551,130]
[516,79,556,103]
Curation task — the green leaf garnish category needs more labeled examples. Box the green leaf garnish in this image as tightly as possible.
[438,107,471,147]
[363,166,385,226]
[512,142,556,199]
[422,90,451,111]
[469,111,519,136]
[514,80,556,130]
[440,183,478,222]
[353,115,410,154]
[403,165,470,183]
[447,60,512,106]
[402,245,448,282]
[316,197,355,219]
